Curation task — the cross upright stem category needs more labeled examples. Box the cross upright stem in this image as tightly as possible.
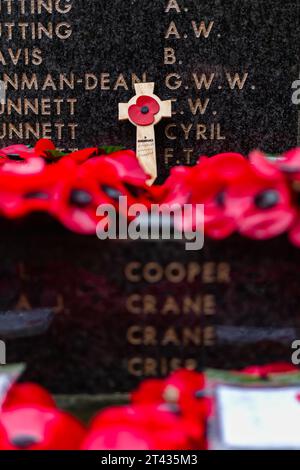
[136,124,157,184]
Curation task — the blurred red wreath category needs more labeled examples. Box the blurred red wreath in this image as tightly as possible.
[0,139,300,247]
[0,364,297,450]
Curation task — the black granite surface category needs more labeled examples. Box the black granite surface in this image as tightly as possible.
[0,1,299,179]
[1,217,299,394]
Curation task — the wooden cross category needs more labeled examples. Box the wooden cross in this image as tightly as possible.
[119,82,172,185]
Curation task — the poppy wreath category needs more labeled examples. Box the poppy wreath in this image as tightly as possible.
[1,139,300,246]
[0,364,297,450]
[0,370,210,451]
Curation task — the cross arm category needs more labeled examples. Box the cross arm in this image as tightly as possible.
[118,103,129,121]
[160,100,172,119]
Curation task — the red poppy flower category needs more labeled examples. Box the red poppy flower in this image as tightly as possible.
[0,422,10,448]
[161,154,245,238]
[132,371,201,405]
[132,377,207,448]
[67,147,99,164]
[0,157,46,176]
[49,150,148,234]
[250,150,282,178]
[280,148,300,174]
[82,150,160,213]
[251,148,300,247]
[132,369,208,413]
[164,369,206,401]
[225,151,296,239]
[34,139,99,163]
[0,157,67,218]
[176,153,249,239]
[82,424,157,451]
[289,220,300,247]
[131,379,165,405]
[131,369,210,448]
[82,405,198,450]
[2,383,56,411]
[128,96,160,126]
[251,148,300,178]
[34,139,56,159]
[82,150,149,188]
[0,406,86,450]
[0,145,38,165]
[163,370,211,425]
[162,166,195,206]
[50,159,99,234]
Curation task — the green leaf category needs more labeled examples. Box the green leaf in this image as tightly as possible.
[266,154,282,161]
[206,369,261,385]
[98,145,125,155]
[0,363,26,404]
[206,368,300,386]
[46,150,68,159]
[0,363,26,376]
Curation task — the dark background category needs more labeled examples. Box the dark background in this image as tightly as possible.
[3,219,300,394]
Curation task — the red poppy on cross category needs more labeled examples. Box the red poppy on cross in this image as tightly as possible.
[118,83,172,185]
